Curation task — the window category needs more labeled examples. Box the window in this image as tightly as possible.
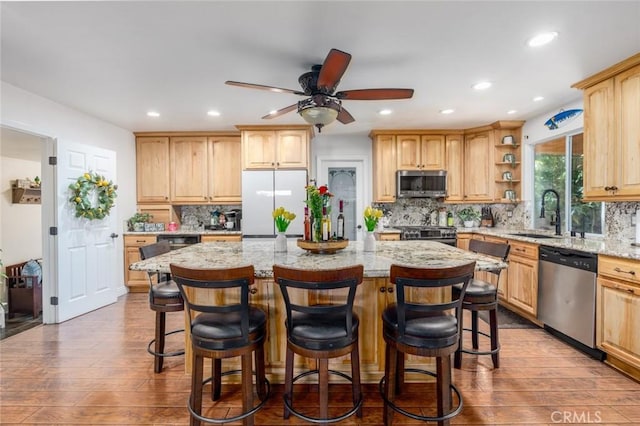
[533,132,603,235]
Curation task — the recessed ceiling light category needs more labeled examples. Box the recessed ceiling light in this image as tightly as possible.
[507,110,517,115]
[146,111,160,117]
[379,109,392,115]
[207,110,221,117]
[533,96,545,102]
[527,31,558,47]
[440,109,455,115]
[472,81,492,90]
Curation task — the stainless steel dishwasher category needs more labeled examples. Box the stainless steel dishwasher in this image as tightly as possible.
[538,246,605,359]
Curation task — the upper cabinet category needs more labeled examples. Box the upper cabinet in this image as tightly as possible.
[396,134,445,170]
[237,125,312,170]
[135,132,241,205]
[444,134,464,202]
[463,129,494,202]
[136,136,171,203]
[371,133,397,202]
[573,53,640,201]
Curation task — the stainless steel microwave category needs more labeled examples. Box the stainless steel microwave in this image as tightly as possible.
[396,170,447,198]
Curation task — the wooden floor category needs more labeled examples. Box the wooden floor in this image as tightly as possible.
[1,293,639,425]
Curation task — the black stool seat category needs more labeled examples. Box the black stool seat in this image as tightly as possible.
[453,279,497,303]
[140,241,185,374]
[383,308,459,348]
[191,308,267,350]
[288,310,359,350]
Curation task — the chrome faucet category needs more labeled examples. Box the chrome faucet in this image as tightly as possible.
[540,189,561,236]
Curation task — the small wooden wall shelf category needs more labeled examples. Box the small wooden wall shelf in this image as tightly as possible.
[12,188,41,204]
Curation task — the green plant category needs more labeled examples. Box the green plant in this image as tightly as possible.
[457,207,480,222]
[127,212,153,230]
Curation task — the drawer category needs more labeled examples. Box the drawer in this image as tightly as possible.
[124,235,157,247]
[507,240,538,259]
[201,235,242,243]
[599,255,640,285]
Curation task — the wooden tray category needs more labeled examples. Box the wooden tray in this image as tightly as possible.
[296,239,349,254]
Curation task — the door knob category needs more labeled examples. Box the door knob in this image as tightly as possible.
[110,233,119,239]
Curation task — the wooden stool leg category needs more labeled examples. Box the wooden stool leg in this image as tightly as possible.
[436,355,452,426]
[283,345,294,419]
[191,353,204,426]
[255,344,267,400]
[241,353,254,426]
[490,307,500,368]
[471,310,479,349]
[154,312,166,373]
[351,343,363,417]
[318,358,329,420]
[384,343,397,426]
[211,358,222,400]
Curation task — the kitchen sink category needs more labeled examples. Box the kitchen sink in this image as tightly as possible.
[508,233,558,239]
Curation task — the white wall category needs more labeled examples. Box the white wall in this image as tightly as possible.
[0,82,137,295]
[1,157,42,266]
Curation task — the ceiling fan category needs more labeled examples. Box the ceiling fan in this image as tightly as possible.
[225,48,414,132]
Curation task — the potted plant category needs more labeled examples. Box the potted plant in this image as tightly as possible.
[127,212,153,232]
[457,207,480,228]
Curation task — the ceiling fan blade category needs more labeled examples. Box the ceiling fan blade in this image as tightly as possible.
[337,107,355,124]
[261,104,298,119]
[335,88,414,100]
[317,49,352,93]
[226,80,305,96]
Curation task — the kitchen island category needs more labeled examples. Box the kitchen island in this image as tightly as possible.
[130,239,506,381]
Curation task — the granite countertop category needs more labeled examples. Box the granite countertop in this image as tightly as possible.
[459,227,640,261]
[130,240,506,279]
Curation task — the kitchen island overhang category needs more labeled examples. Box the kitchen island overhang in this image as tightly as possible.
[130,239,506,381]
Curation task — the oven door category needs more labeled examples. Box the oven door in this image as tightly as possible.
[157,234,201,250]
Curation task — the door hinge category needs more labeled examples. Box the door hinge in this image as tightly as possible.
[49,156,57,165]
[49,227,58,236]
[50,296,59,306]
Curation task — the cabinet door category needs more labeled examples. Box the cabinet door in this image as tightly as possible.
[396,135,421,169]
[445,134,464,202]
[208,137,242,203]
[136,137,170,203]
[420,135,446,170]
[170,136,209,202]
[276,130,308,169]
[243,130,276,169]
[373,135,397,202]
[506,255,538,316]
[597,277,640,369]
[136,204,175,227]
[583,79,616,199]
[481,236,509,300]
[464,132,494,201]
[456,233,472,250]
[615,64,640,198]
[201,235,242,242]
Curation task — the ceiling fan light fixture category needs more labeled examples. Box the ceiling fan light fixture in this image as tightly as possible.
[298,97,341,132]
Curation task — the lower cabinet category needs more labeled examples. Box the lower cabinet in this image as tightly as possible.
[505,240,539,317]
[200,234,242,243]
[597,255,640,376]
[376,232,401,241]
[124,234,157,292]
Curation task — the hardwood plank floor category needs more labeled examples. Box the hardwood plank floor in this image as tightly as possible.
[1,293,638,425]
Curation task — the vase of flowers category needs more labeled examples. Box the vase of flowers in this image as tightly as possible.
[305,183,333,242]
[273,207,296,252]
[363,206,383,252]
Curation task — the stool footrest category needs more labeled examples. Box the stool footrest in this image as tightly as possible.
[146,328,185,358]
[379,368,463,423]
[285,369,363,424]
[460,327,500,356]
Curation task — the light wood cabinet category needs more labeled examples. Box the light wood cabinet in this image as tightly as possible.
[136,137,170,203]
[597,255,640,376]
[136,204,178,228]
[371,133,397,202]
[376,232,400,241]
[124,234,157,292]
[463,130,494,202]
[573,54,640,201]
[445,134,464,202]
[456,232,472,250]
[396,134,445,170]
[481,235,509,300]
[208,137,242,203]
[170,136,209,203]
[238,126,311,170]
[505,240,538,317]
[201,234,242,243]
[493,126,523,203]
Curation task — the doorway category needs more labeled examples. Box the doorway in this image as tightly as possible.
[317,158,366,241]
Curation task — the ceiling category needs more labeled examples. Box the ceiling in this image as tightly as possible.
[1,1,639,137]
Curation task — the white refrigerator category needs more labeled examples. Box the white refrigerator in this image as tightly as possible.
[241,170,308,237]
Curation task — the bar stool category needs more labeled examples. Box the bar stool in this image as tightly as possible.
[272,264,364,424]
[380,262,475,426]
[170,263,269,426]
[139,241,184,373]
[454,239,510,369]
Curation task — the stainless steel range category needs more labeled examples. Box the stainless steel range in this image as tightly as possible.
[397,226,457,246]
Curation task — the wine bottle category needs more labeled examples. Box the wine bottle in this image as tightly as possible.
[321,206,330,241]
[336,200,345,240]
[303,207,311,241]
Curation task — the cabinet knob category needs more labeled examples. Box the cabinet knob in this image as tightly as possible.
[379,287,386,293]
[604,186,612,191]
[250,287,258,294]
[387,287,394,293]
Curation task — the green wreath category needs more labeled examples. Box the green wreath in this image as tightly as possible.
[68,171,118,220]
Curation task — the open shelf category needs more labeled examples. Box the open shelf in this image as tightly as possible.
[12,187,41,204]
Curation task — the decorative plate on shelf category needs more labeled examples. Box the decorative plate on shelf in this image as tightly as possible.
[296,239,349,254]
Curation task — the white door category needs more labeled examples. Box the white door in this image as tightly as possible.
[317,159,366,241]
[54,142,118,322]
